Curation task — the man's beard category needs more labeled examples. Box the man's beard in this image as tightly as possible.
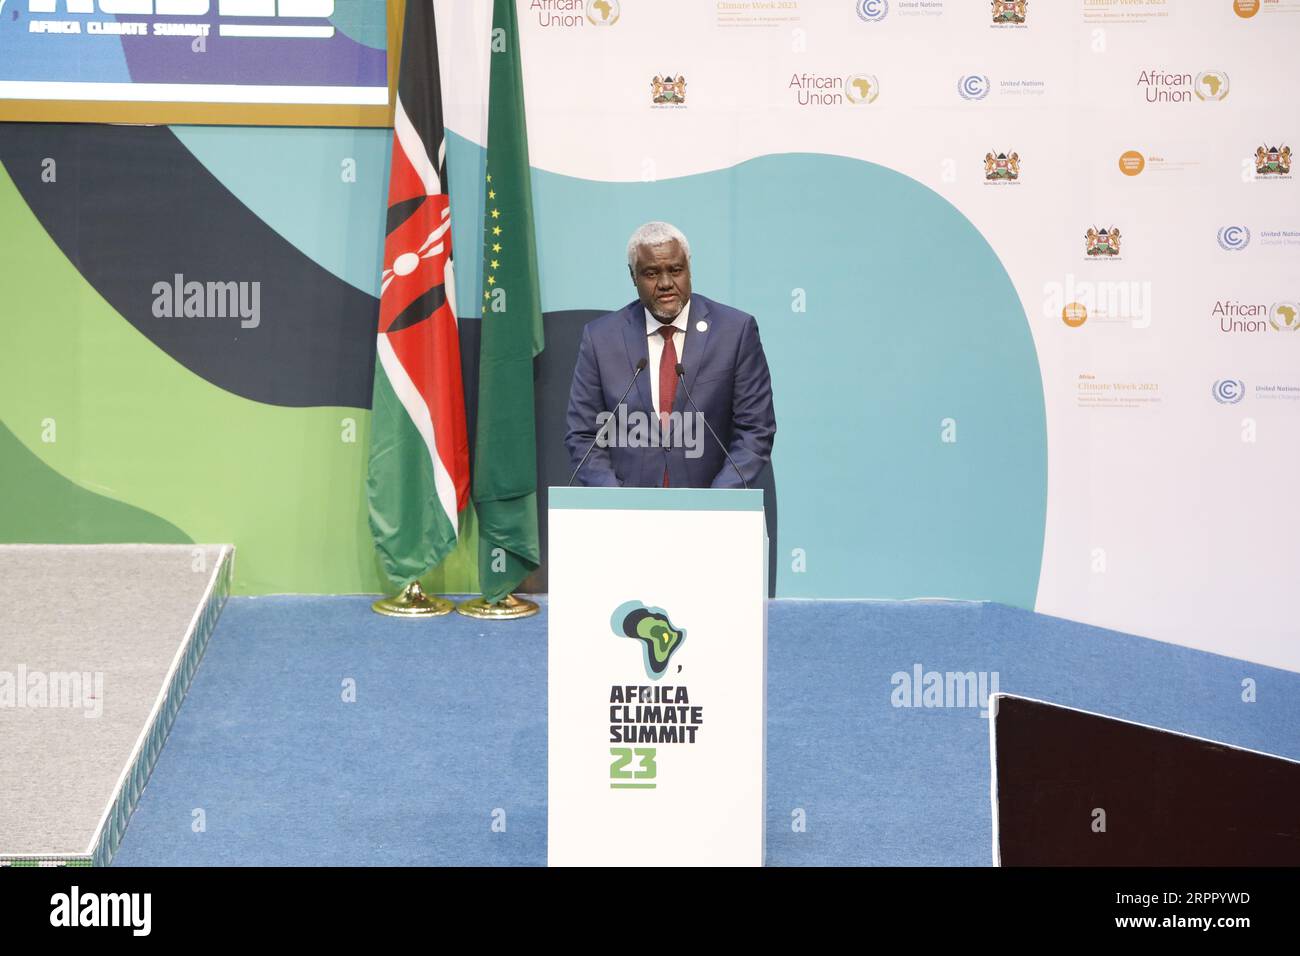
[648,296,685,321]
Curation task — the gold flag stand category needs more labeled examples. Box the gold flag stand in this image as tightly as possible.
[371,581,454,618]
[456,593,540,620]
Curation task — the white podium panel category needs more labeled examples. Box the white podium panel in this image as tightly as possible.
[547,487,768,867]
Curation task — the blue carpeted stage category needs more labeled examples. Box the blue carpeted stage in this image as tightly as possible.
[110,598,1300,866]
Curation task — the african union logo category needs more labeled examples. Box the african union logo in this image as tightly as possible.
[991,0,1026,24]
[586,0,620,25]
[958,74,990,101]
[1085,226,1122,257]
[1255,144,1292,176]
[845,74,881,104]
[984,150,1019,180]
[1217,226,1250,251]
[651,73,687,106]
[1212,379,1245,404]
[857,0,888,21]
[1194,71,1229,101]
[1271,302,1300,332]
[612,602,686,680]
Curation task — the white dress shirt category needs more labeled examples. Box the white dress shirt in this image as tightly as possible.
[644,299,690,413]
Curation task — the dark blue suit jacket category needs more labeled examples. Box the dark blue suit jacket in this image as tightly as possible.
[564,294,776,488]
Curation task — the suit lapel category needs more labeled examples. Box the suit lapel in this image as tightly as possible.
[620,301,654,415]
[673,295,711,413]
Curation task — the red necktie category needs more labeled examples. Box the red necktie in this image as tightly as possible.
[657,325,678,487]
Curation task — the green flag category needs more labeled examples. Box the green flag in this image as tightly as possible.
[474,0,545,603]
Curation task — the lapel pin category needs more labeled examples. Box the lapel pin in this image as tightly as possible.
[696,320,708,332]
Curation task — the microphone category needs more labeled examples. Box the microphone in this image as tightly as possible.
[568,357,648,486]
[675,363,748,490]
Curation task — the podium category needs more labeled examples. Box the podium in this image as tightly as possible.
[547,486,768,866]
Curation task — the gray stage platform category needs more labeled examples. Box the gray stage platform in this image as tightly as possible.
[0,544,231,866]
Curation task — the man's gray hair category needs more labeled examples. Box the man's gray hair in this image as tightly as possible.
[626,221,691,269]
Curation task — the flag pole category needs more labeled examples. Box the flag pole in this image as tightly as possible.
[456,594,539,620]
[457,0,544,621]
[366,0,472,616]
[373,581,454,617]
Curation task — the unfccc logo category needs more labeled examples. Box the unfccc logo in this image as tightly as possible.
[857,0,888,21]
[958,74,990,101]
[1217,226,1250,251]
[1212,379,1245,404]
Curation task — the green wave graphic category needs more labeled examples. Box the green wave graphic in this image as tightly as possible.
[0,421,191,544]
[0,163,475,596]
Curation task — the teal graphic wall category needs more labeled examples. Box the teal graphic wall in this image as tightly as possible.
[0,122,1045,602]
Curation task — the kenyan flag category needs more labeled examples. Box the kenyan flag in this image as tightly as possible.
[367,0,470,586]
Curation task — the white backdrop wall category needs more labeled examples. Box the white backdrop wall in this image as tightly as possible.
[433,0,1299,672]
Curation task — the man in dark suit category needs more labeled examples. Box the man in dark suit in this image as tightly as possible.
[565,222,776,488]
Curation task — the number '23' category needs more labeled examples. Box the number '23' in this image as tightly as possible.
[610,747,656,780]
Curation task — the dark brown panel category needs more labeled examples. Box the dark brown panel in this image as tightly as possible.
[994,695,1300,866]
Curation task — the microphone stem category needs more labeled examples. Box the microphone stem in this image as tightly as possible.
[676,369,749,490]
[568,362,645,486]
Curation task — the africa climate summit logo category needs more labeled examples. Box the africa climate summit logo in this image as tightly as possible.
[612,602,686,680]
